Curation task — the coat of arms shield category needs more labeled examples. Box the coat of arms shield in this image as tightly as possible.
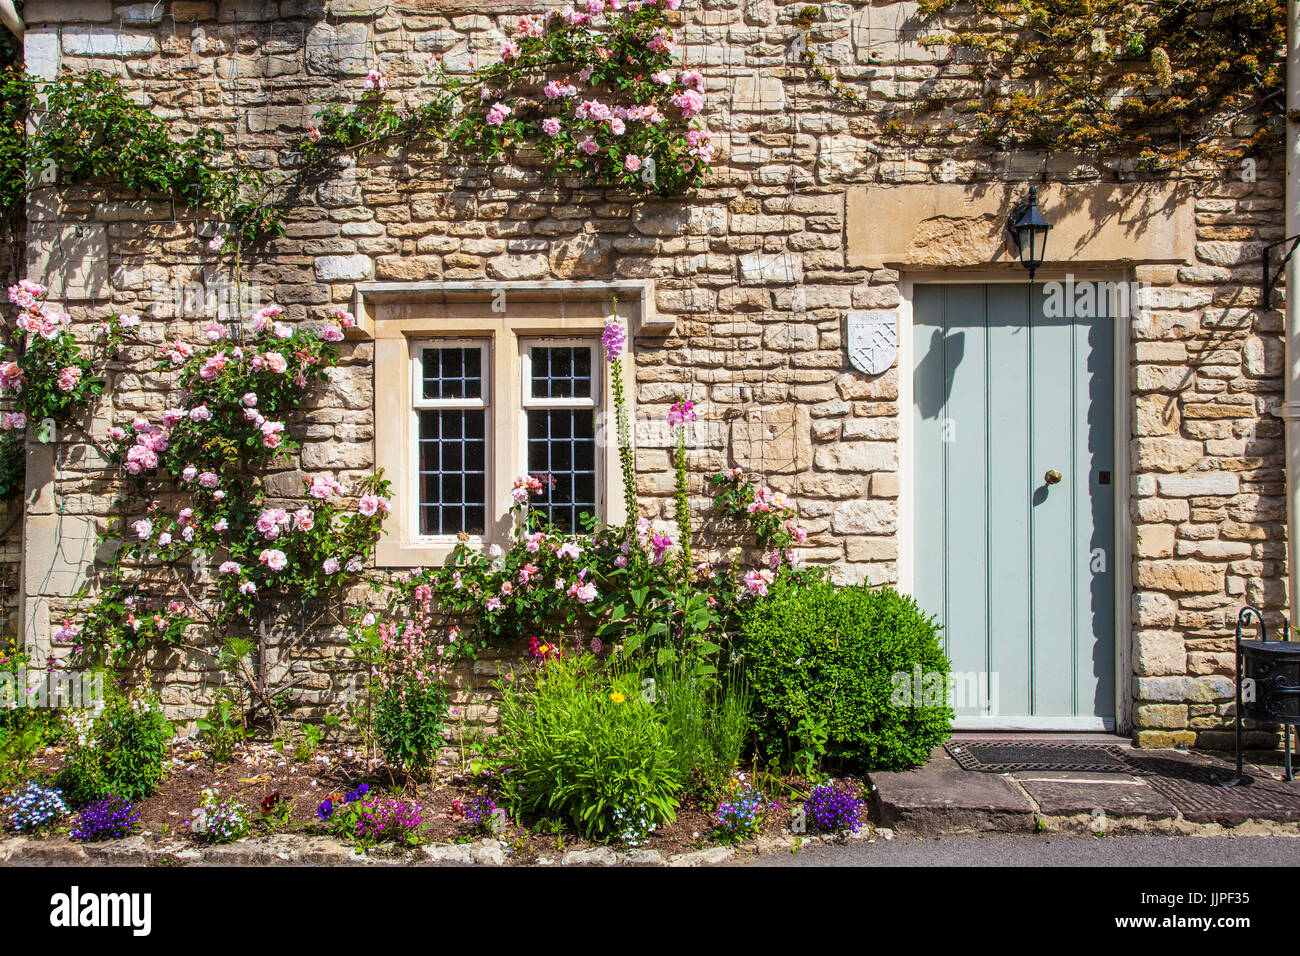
[846,310,897,375]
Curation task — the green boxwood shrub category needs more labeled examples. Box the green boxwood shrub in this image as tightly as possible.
[740,578,951,771]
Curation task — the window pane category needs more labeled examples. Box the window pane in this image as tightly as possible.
[530,346,593,400]
[526,408,597,531]
[418,409,487,535]
[422,347,483,401]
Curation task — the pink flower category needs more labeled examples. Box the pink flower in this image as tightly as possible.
[743,568,774,598]
[575,99,611,122]
[257,508,289,539]
[182,465,198,482]
[667,399,695,427]
[544,80,576,100]
[309,475,341,499]
[162,408,185,428]
[650,532,672,564]
[346,556,363,573]
[486,102,512,126]
[557,541,582,561]
[219,561,241,575]
[500,39,519,60]
[323,557,340,574]
[198,472,219,489]
[624,153,642,172]
[188,404,212,423]
[578,136,599,156]
[485,597,502,612]
[358,494,381,517]
[132,519,152,540]
[240,580,257,596]
[601,315,626,362]
[541,117,562,137]
[363,68,388,91]
[670,88,704,118]
[56,366,82,392]
[680,69,704,90]
[260,421,285,448]
[263,352,288,374]
[107,425,125,441]
[1,412,26,431]
[292,507,315,532]
[317,325,344,342]
[259,549,288,571]
[213,518,228,532]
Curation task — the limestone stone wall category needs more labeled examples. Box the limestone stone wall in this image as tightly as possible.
[10,0,1289,747]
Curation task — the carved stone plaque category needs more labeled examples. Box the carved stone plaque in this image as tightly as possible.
[846,310,897,375]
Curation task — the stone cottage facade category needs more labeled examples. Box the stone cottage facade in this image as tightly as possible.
[6,0,1288,748]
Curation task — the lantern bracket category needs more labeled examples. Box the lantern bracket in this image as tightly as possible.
[1261,233,1300,309]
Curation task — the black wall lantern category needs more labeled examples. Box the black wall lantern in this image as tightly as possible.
[1008,185,1051,280]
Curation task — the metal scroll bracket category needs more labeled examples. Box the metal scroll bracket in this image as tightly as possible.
[1261,233,1300,309]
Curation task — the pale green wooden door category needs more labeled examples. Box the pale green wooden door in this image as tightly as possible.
[913,283,1115,725]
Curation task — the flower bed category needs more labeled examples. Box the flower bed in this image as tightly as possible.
[0,738,874,864]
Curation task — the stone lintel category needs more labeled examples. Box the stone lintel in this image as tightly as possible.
[847,182,1196,271]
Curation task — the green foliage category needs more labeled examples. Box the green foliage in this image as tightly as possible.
[740,577,952,771]
[800,0,1285,169]
[195,692,245,764]
[28,70,276,240]
[56,689,172,805]
[651,662,749,798]
[0,707,64,787]
[497,654,681,839]
[373,674,448,776]
[0,68,33,220]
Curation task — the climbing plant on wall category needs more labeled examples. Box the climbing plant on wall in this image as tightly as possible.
[797,0,1285,170]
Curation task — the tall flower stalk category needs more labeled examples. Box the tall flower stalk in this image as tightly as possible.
[603,314,638,536]
[668,398,695,573]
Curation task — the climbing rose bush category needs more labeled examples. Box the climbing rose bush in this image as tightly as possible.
[0,281,132,498]
[304,0,713,198]
[75,306,391,659]
[443,0,712,195]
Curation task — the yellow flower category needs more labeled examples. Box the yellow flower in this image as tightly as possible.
[609,691,626,704]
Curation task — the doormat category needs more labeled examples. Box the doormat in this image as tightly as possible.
[1122,754,1300,823]
[945,740,1133,773]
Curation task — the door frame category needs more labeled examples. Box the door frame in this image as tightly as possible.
[897,269,1133,733]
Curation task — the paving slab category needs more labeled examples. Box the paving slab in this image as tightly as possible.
[1011,771,1178,819]
[870,748,1036,835]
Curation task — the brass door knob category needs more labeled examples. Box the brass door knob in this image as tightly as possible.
[1045,470,1062,485]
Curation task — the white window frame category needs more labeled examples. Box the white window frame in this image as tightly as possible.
[518,338,604,528]
[408,339,492,546]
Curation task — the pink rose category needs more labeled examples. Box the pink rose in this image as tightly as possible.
[56,366,82,392]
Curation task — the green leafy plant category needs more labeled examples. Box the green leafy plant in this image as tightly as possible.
[798,0,1284,170]
[497,653,681,839]
[56,688,172,805]
[651,661,749,798]
[740,578,952,771]
[195,692,245,764]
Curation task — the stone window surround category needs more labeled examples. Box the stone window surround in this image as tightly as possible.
[359,280,650,568]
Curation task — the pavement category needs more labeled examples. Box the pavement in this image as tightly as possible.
[868,736,1300,837]
[734,832,1300,867]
